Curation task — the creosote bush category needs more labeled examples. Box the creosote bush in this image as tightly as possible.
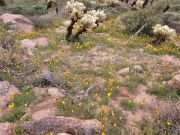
[0,5,48,16]
[122,8,162,35]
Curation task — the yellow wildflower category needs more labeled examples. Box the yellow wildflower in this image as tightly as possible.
[140,101,145,106]
[61,101,65,104]
[128,100,132,104]
[107,92,112,97]
[101,132,106,135]
[113,123,117,127]
[119,116,123,120]
[8,103,15,109]
[166,121,172,126]
[111,111,115,116]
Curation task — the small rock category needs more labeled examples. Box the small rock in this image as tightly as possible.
[20,37,49,55]
[34,37,49,46]
[139,49,144,53]
[0,123,13,135]
[63,20,71,26]
[20,39,36,55]
[32,107,56,120]
[48,87,65,99]
[168,74,180,91]
[95,77,105,89]
[117,75,125,83]
[147,81,153,88]
[56,26,66,33]
[32,87,48,96]
[119,87,133,98]
[0,81,20,108]
[133,65,143,73]
[137,84,147,92]
[57,133,71,135]
[118,67,130,75]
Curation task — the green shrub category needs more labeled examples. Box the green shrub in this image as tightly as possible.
[154,0,180,13]
[57,98,97,119]
[14,125,26,135]
[0,5,48,16]
[148,86,179,99]
[121,99,136,111]
[11,91,36,107]
[30,17,55,29]
[121,9,162,35]
[0,107,25,122]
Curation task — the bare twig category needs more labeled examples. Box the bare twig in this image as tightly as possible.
[84,84,99,95]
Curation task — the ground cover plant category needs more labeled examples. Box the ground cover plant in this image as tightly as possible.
[0,0,179,135]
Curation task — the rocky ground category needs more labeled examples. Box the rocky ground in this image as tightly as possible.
[0,1,180,135]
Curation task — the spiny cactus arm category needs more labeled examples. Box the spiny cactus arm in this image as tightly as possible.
[163,5,170,13]
[0,0,6,6]
[142,0,149,8]
[66,18,78,42]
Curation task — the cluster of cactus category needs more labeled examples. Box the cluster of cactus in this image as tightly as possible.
[104,0,119,6]
[66,0,107,42]
[152,24,176,45]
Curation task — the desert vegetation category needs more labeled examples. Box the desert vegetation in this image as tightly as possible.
[0,0,179,135]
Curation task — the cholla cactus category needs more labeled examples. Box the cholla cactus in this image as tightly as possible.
[104,0,119,6]
[152,24,176,45]
[81,12,98,28]
[66,0,86,20]
[73,10,106,41]
[89,1,97,6]
[81,10,106,28]
[65,0,106,42]
[153,24,176,39]
[66,0,86,41]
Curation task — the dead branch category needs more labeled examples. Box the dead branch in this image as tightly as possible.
[125,22,148,45]
[84,84,99,95]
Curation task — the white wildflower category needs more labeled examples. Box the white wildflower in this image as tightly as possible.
[153,24,176,39]
[104,0,119,5]
[66,0,86,20]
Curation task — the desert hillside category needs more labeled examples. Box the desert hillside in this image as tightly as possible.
[0,0,180,135]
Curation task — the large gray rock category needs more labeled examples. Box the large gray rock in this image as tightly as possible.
[162,12,180,33]
[0,81,20,108]
[168,74,180,91]
[23,116,102,135]
[0,13,34,32]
